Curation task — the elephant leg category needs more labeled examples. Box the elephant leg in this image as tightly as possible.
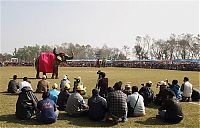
[36,69,40,79]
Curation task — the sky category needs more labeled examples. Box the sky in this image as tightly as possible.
[1,0,199,54]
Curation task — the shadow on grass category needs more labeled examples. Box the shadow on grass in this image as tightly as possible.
[135,117,170,125]
[0,114,45,126]
[58,112,116,127]
[0,113,116,127]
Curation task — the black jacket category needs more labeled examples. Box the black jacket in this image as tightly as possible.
[16,86,38,119]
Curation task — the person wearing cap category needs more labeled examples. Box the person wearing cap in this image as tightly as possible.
[7,75,19,93]
[73,76,86,94]
[127,86,145,117]
[123,84,132,96]
[154,81,170,106]
[88,88,107,121]
[48,83,60,103]
[181,77,193,102]
[18,77,33,92]
[139,82,154,106]
[60,75,71,91]
[157,90,183,123]
[36,75,49,93]
[65,84,88,117]
[57,83,71,111]
[37,91,59,124]
[107,81,127,123]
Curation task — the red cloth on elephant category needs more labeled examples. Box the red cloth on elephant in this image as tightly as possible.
[39,52,55,73]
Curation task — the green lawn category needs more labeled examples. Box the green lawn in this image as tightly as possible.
[0,67,199,128]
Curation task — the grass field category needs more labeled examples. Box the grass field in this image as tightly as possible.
[0,67,199,128]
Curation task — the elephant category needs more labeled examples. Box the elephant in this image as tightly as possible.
[35,48,73,79]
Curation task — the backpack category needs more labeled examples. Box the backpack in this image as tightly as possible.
[191,88,200,101]
[139,86,154,106]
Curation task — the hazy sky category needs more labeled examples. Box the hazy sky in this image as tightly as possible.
[1,0,199,54]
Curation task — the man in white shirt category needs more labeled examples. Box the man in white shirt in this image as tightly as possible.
[181,77,193,102]
[127,86,145,117]
[19,77,33,92]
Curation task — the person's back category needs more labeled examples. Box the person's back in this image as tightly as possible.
[169,80,182,100]
[183,81,193,98]
[16,86,38,119]
[49,83,60,103]
[128,86,145,117]
[164,99,183,123]
[37,92,58,124]
[66,85,88,117]
[96,72,108,98]
[88,89,107,121]
[66,92,83,116]
[139,84,154,106]
[57,83,71,111]
[36,76,49,93]
[107,82,127,122]
[19,77,33,92]
[7,75,19,93]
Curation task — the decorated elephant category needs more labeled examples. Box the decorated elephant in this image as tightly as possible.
[35,48,73,79]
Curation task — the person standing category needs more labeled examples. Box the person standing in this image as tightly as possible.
[128,86,145,117]
[88,88,107,121]
[37,92,59,124]
[96,71,108,98]
[7,75,19,93]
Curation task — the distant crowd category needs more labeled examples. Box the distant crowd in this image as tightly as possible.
[1,60,199,71]
[7,70,200,124]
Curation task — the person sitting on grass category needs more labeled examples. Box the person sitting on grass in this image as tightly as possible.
[35,75,49,93]
[7,74,19,93]
[157,90,183,124]
[139,81,154,106]
[181,77,193,102]
[16,86,38,120]
[154,81,170,106]
[107,81,128,123]
[37,91,59,124]
[168,80,182,101]
[48,83,60,103]
[88,88,107,121]
[127,86,145,117]
[123,84,132,96]
[60,75,71,91]
[19,77,33,92]
[65,85,88,117]
[57,83,71,111]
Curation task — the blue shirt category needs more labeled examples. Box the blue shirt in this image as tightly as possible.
[37,98,57,123]
[170,84,182,100]
[48,89,60,103]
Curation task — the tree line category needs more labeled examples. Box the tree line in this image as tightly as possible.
[0,33,199,62]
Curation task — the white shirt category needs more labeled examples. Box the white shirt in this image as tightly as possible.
[19,81,33,92]
[127,92,145,115]
[183,81,193,97]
